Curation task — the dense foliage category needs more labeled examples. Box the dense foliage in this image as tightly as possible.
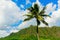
[0,26,60,40]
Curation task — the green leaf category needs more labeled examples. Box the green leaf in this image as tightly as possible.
[39,7,46,15]
[24,17,33,22]
[28,7,34,12]
[37,16,44,21]
[24,14,33,17]
[34,4,39,13]
[41,20,48,26]
[41,14,51,18]
[42,7,46,11]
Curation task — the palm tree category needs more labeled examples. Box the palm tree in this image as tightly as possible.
[23,3,50,40]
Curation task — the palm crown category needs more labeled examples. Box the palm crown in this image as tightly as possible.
[24,3,50,26]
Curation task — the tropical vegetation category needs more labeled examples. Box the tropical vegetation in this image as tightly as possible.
[0,26,60,40]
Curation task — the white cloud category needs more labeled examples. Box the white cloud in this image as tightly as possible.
[45,3,56,15]
[46,9,60,27]
[58,0,60,9]
[20,4,24,8]
[0,0,23,38]
[0,0,21,26]
[0,0,31,38]
[44,0,60,27]
[0,30,11,38]
[26,0,31,4]
[18,18,37,30]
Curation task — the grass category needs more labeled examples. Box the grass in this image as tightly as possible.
[0,26,60,40]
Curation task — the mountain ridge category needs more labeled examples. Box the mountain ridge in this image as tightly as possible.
[0,26,60,40]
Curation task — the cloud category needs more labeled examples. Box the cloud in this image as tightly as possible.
[46,9,60,27]
[0,0,31,37]
[18,18,37,30]
[26,0,31,4]
[45,3,56,15]
[44,0,60,27]
[20,4,24,8]
[0,30,11,38]
[0,0,23,38]
[58,0,60,9]
[0,0,21,26]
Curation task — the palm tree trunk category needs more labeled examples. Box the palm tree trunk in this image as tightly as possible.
[36,19,39,40]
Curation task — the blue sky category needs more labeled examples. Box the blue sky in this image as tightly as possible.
[12,0,58,10]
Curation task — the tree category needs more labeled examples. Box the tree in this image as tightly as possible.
[23,3,50,40]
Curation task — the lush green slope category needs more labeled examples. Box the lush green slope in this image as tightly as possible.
[0,26,60,40]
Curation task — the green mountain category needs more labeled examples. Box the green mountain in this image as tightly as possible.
[0,26,60,40]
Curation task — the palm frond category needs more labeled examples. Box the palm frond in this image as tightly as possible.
[28,7,36,15]
[23,3,50,27]
[39,7,46,15]
[34,4,39,13]
[24,17,33,22]
[41,14,51,17]
[24,13,33,17]
[42,7,46,11]
[28,7,34,12]
[41,20,48,26]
